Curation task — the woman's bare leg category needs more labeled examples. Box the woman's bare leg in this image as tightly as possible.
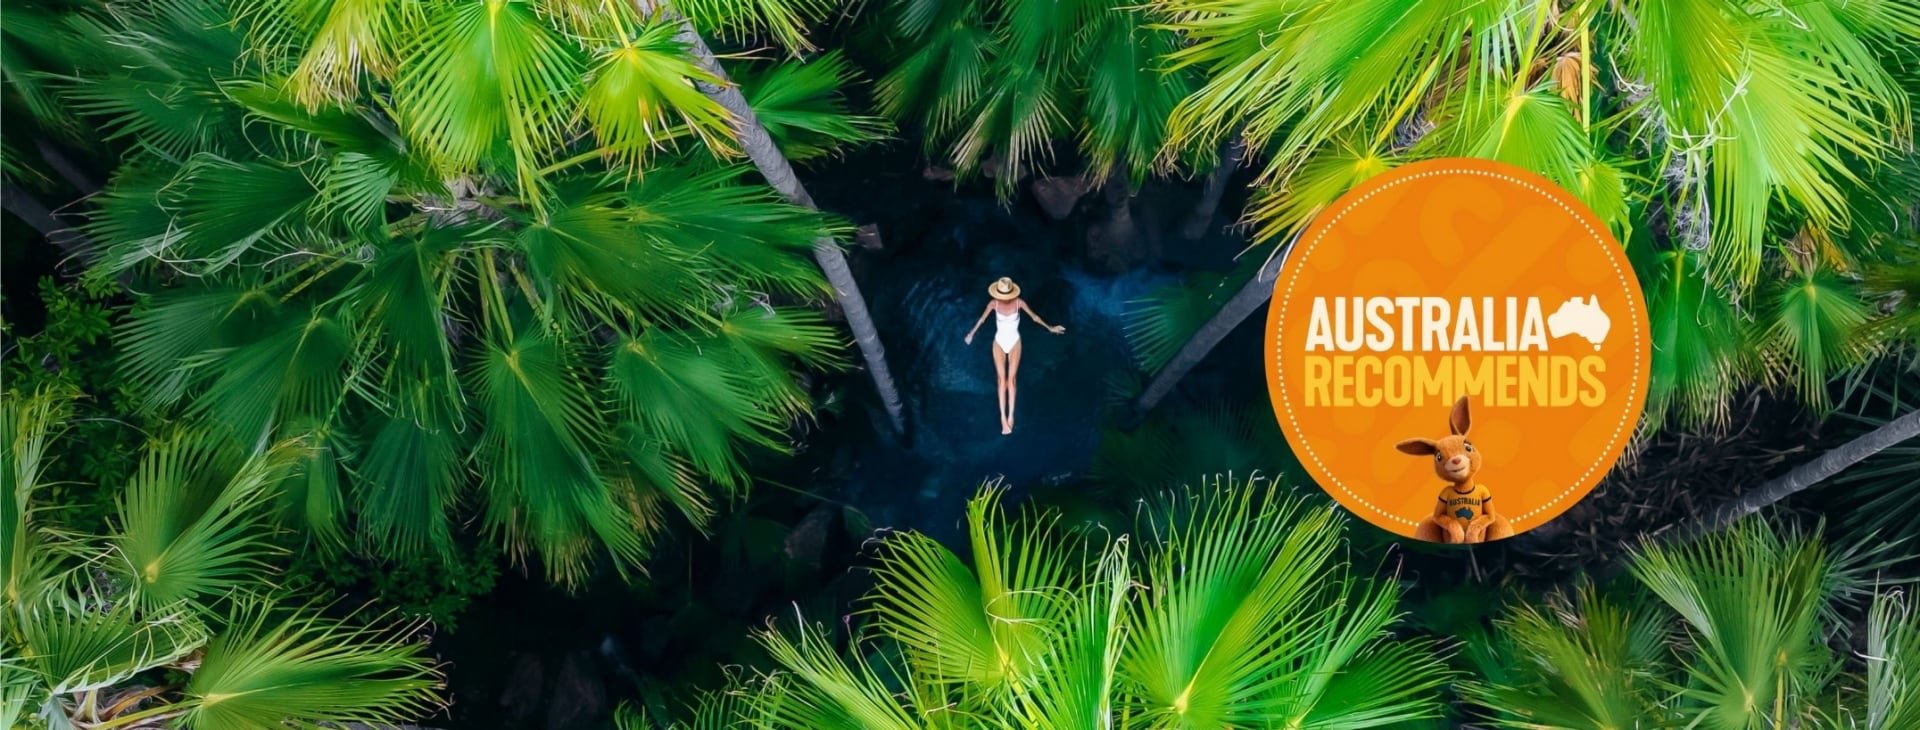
[1006,340,1022,432]
[992,343,1010,433]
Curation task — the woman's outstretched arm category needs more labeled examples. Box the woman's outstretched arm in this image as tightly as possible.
[1019,301,1066,334]
[964,303,993,344]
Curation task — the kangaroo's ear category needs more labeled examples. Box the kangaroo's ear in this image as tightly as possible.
[1396,438,1439,456]
[1449,396,1472,435]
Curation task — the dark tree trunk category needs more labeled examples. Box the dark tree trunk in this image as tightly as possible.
[1689,407,1920,539]
[1,181,94,263]
[1127,234,1296,425]
[1181,139,1244,241]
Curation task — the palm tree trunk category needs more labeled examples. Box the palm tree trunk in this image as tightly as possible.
[1,181,94,261]
[1127,233,1296,426]
[638,1,906,436]
[1691,406,1920,538]
[1180,139,1243,241]
[1549,406,1920,590]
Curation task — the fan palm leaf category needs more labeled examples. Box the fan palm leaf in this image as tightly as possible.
[737,51,891,163]
[58,0,250,161]
[2,388,73,609]
[1626,0,1918,287]
[1629,520,1846,727]
[1864,591,1920,730]
[393,0,581,199]
[672,0,837,55]
[1463,586,1673,728]
[1760,265,1875,409]
[235,0,424,109]
[14,596,209,696]
[730,479,1449,729]
[623,165,834,296]
[111,433,303,612]
[1637,248,1755,430]
[578,19,737,172]
[176,600,441,729]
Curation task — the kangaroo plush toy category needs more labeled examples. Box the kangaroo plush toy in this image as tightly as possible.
[1395,397,1515,544]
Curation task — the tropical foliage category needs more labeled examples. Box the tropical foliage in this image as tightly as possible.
[1,388,441,728]
[1464,518,1919,728]
[0,0,892,584]
[622,481,1451,728]
[870,0,1199,192]
[1151,0,1920,427]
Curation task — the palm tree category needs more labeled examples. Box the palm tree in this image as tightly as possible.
[1134,0,1920,427]
[632,0,908,435]
[222,0,908,434]
[633,479,1452,728]
[1464,518,1920,728]
[2,388,442,728]
[27,0,882,584]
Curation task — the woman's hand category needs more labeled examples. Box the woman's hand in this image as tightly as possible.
[1048,325,1066,335]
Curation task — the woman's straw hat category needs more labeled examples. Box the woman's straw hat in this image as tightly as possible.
[989,277,1021,300]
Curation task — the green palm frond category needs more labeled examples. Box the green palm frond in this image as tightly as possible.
[59,0,249,160]
[737,51,891,163]
[743,479,1448,729]
[874,2,993,147]
[0,662,36,730]
[867,487,1075,691]
[1760,265,1875,409]
[190,302,355,444]
[578,19,736,173]
[755,618,924,730]
[1078,10,1192,183]
[1159,0,1493,181]
[1639,248,1756,430]
[1123,485,1432,727]
[515,186,708,323]
[394,0,581,199]
[1124,266,1248,374]
[0,3,86,136]
[178,600,441,728]
[1629,520,1840,727]
[353,398,467,561]
[112,434,302,612]
[1626,0,1919,288]
[471,327,646,585]
[161,155,322,273]
[609,330,785,492]
[14,595,209,696]
[234,0,424,109]
[1865,591,1920,730]
[1464,586,1672,728]
[282,417,353,551]
[1244,144,1398,246]
[3,388,75,609]
[623,165,834,296]
[674,0,837,55]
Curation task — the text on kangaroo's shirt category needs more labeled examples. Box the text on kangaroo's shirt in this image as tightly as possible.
[1438,484,1492,521]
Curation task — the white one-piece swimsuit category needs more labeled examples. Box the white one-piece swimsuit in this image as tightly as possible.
[993,309,1021,351]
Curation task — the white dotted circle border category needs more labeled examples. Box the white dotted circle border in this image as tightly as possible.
[1272,166,1644,528]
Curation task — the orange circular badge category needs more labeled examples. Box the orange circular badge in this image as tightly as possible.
[1266,158,1649,544]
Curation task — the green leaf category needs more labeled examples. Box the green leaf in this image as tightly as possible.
[394,0,581,198]
[14,595,209,695]
[578,19,736,171]
[738,51,890,162]
[112,433,300,612]
[180,600,441,729]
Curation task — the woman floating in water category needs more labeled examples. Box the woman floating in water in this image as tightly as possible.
[965,277,1066,434]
